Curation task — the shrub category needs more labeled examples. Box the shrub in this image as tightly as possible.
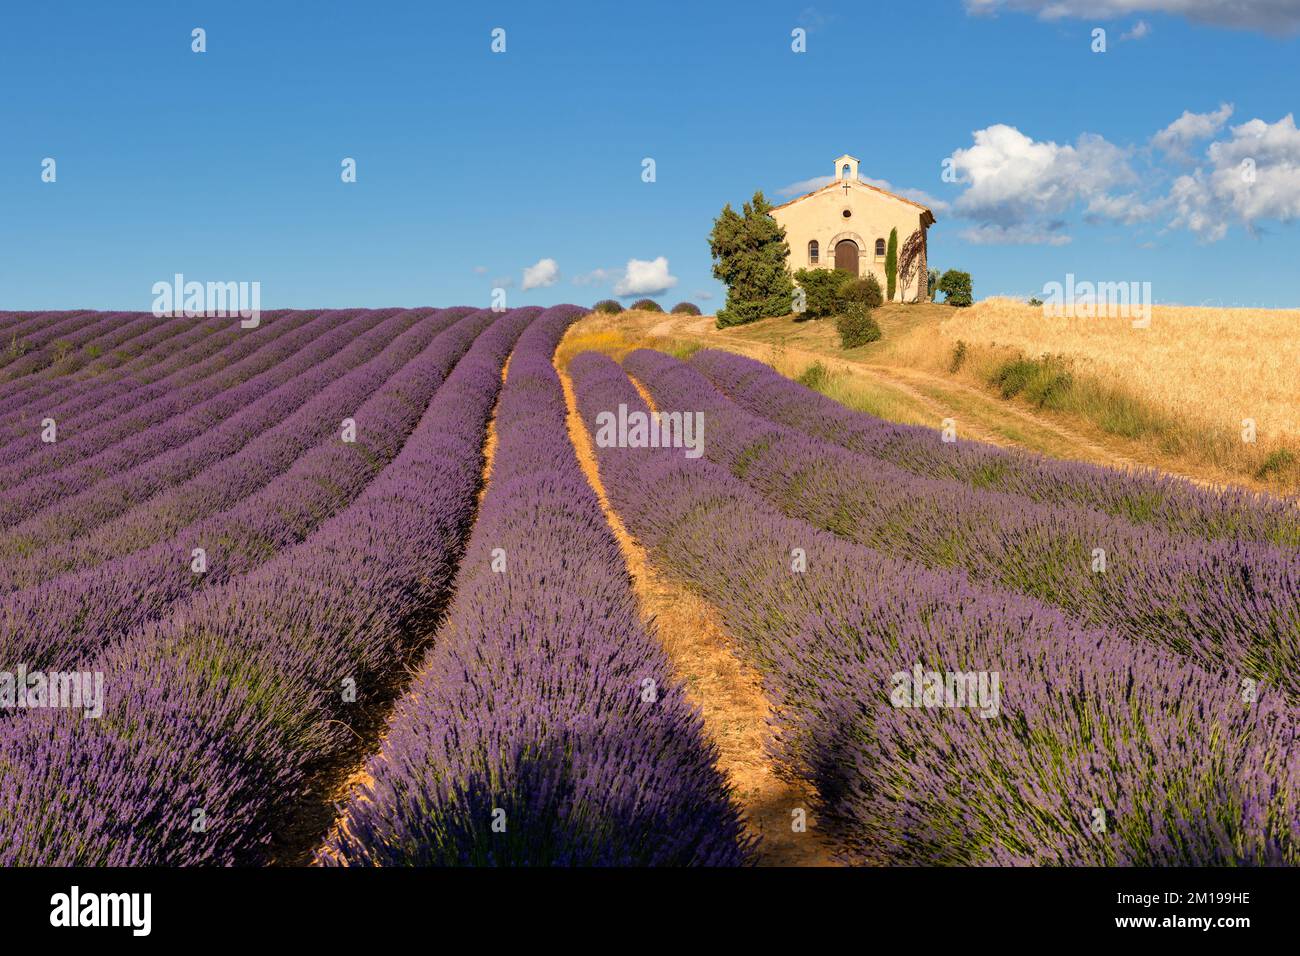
[841,274,884,309]
[835,305,882,349]
[938,270,973,307]
[990,354,1073,407]
[593,299,623,314]
[658,339,702,360]
[670,302,701,315]
[796,362,830,390]
[1028,296,1044,307]
[793,268,846,318]
[991,358,1037,399]
[927,268,940,300]
[1255,449,1297,482]
[948,340,967,374]
[629,299,664,313]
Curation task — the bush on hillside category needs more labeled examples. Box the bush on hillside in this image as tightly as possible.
[990,354,1073,408]
[593,299,624,314]
[948,340,968,374]
[670,302,701,315]
[841,274,884,309]
[938,270,973,307]
[793,268,848,318]
[630,298,664,312]
[796,361,831,391]
[835,304,882,349]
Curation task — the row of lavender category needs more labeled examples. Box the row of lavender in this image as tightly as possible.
[0,309,310,445]
[0,309,438,588]
[0,308,401,576]
[0,309,151,387]
[689,349,1299,548]
[0,307,544,864]
[322,311,749,865]
[570,350,1299,864]
[0,311,220,424]
[0,309,341,510]
[0,307,496,672]
[625,350,1300,699]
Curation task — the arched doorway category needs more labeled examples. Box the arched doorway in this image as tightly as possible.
[834,239,859,274]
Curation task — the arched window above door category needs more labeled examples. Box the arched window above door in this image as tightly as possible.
[808,240,819,264]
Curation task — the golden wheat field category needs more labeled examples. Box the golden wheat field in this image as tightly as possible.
[937,298,1300,440]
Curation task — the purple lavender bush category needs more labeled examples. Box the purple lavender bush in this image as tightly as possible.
[0,308,494,671]
[0,309,447,588]
[569,349,1300,866]
[321,309,749,866]
[625,348,1300,699]
[0,306,543,864]
[0,309,329,495]
[689,348,1300,548]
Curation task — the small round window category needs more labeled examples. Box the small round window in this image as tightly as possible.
[842,209,852,218]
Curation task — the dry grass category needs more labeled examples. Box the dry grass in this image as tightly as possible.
[919,298,1300,485]
[939,298,1300,441]
[553,310,699,368]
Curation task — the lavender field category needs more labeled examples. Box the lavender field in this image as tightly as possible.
[0,306,1295,867]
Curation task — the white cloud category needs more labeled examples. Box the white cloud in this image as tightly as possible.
[572,268,616,287]
[473,265,488,275]
[1167,171,1229,240]
[775,175,834,197]
[963,0,1300,34]
[521,258,560,291]
[1152,103,1233,159]
[1170,114,1300,239]
[1121,19,1152,38]
[945,125,1135,242]
[1084,191,1165,223]
[613,257,678,297]
[959,222,1073,245]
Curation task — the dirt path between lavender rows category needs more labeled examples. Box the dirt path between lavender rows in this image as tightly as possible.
[305,357,513,866]
[306,343,840,866]
[555,348,841,866]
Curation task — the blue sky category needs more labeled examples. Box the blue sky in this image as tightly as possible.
[2,0,1298,310]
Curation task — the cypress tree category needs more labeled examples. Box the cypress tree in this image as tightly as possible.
[885,227,898,302]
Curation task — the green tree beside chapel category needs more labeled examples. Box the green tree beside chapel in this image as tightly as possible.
[709,191,794,329]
